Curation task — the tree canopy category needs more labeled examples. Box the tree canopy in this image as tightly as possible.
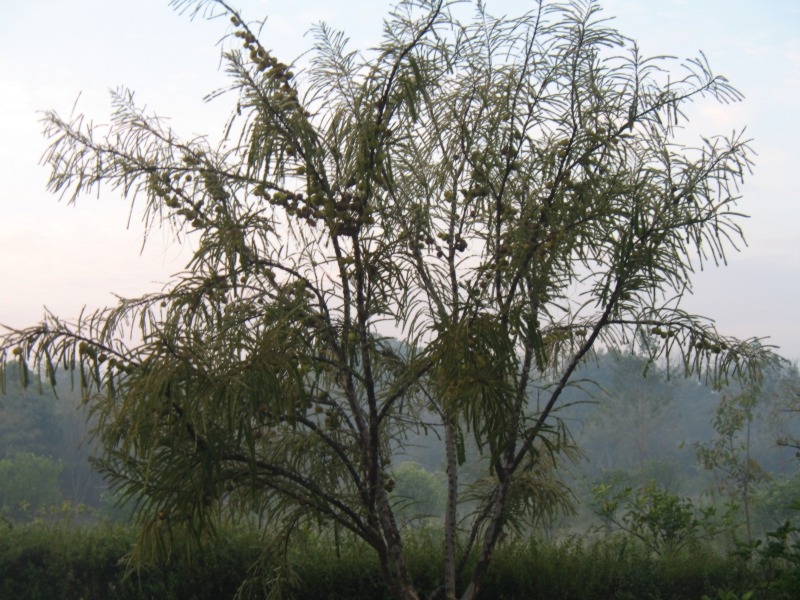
[0,1,780,598]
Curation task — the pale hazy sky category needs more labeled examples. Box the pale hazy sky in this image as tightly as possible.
[1,0,798,359]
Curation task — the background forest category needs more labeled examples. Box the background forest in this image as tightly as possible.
[2,350,797,539]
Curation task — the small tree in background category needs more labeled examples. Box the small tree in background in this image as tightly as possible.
[697,384,771,544]
[769,364,800,460]
[0,1,779,598]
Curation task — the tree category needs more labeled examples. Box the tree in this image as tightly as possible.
[0,363,63,460]
[696,383,771,543]
[0,364,105,514]
[753,472,800,532]
[392,462,446,523]
[768,363,800,460]
[0,1,778,598]
[0,452,63,521]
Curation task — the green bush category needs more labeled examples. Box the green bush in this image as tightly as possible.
[591,478,740,557]
[729,499,800,600]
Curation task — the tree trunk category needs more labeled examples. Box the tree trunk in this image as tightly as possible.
[375,487,420,600]
[444,417,459,599]
[744,418,752,544]
[460,475,511,600]
[637,396,645,474]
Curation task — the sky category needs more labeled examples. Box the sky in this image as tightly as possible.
[0,0,798,360]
